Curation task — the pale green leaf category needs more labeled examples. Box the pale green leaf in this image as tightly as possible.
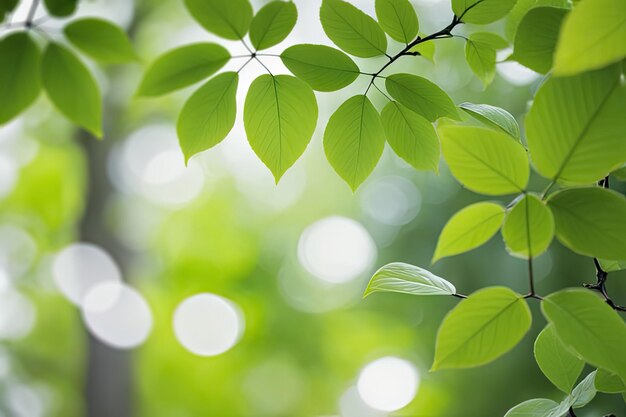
[184,0,253,40]
[64,18,137,64]
[547,397,575,417]
[41,42,102,137]
[381,101,439,172]
[598,259,626,272]
[459,102,520,140]
[504,399,559,417]
[244,74,318,182]
[433,202,505,262]
[453,0,517,24]
[250,1,297,50]
[547,188,626,260]
[0,32,41,125]
[502,194,554,259]
[432,286,531,370]
[542,289,626,384]
[375,0,419,44]
[512,7,567,74]
[571,371,597,408]
[386,73,459,122]
[320,0,388,57]
[465,32,508,87]
[280,44,359,91]
[526,64,626,184]
[137,43,230,96]
[323,95,385,191]
[177,72,238,163]
[553,0,626,76]
[595,368,626,393]
[43,0,77,17]
[534,325,584,393]
[438,125,529,196]
[364,262,456,297]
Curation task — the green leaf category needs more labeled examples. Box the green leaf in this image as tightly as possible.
[534,325,584,393]
[323,95,385,191]
[526,64,626,184]
[571,371,597,408]
[433,202,505,262]
[612,164,626,181]
[512,7,567,74]
[438,125,529,196]
[375,0,419,44]
[453,0,517,24]
[386,73,459,122]
[43,0,77,17]
[0,32,41,125]
[408,32,436,62]
[459,102,520,140]
[244,74,318,182]
[542,289,626,384]
[0,0,18,20]
[320,0,387,58]
[505,0,571,41]
[595,368,626,393]
[598,259,626,272]
[504,399,559,417]
[364,262,456,298]
[280,44,359,92]
[177,72,238,164]
[41,42,102,137]
[380,101,439,172]
[553,0,626,76]
[250,1,297,50]
[502,194,555,259]
[547,188,626,260]
[432,286,531,370]
[137,43,230,97]
[465,32,508,88]
[64,18,137,64]
[184,0,253,40]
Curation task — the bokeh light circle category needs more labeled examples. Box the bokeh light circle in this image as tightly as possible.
[357,357,419,412]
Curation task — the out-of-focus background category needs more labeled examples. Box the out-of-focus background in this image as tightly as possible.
[0,0,625,416]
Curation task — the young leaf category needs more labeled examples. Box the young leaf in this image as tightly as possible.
[526,64,626,184]
[432,286,531,370]
[280,44,359,92]
[438,125,529,196]
[184,0,253,40]
[464,32,508,88]
[553,0,626,76]
[364,262,456,298]
[380,101,439,172]
[0,32,41,125]
[433,202,505,262]
[320,0,387,57]
[249,1,297,50]
[534,325,584,393]
[137,43,230,96]
[385,73,459,122]
[512,7,567,74]
[547,188,626,260]
[323,95,385,191]
[502,194,555,259]
[541,289,626,384]
[598,259,626,273]
[459,102,520,140]
[503,399,559,417]
[43,0,77,17]
[177,72,238,164]
[571,371,597,408]
[244,75,318,182]
[408,32,435,62]
[41,43,102,137]
[375,0,419,44]
[595,368,626,393]
[453,0,517,24]
[64,18,137,64]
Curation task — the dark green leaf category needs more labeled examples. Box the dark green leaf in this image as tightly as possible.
[375,0,419,44]
[386,73,459,121]
[595,368,626,394]
[64,18,137,64]
[184,0,253,40]
[250,1,297,50]
[43,0,78,17]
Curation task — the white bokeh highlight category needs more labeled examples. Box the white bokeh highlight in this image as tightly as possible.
[173,293,244,356]
[360,177,422,226]
[357,357,419,412]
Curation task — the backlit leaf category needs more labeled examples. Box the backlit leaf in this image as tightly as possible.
[375,0,419,44]
[504,399,559,417]
[534,324,584,393]
[64,18,137,64]
[250,1,297,50]
[184,0,253,40]
[595,368,626,393]
[465,32,508,87]
[502,194,554,259]
[364,262,456,297]
[453,0,517,24]
[386,73,459,122]
[459,102,520,140]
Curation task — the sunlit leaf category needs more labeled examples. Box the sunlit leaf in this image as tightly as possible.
[547,188,626,260]
[380,101,439,172]
[250,1,297,50]
[459,102,520,140]
[595,368,626,393]
[137,43,230,96]
[177,72,238,163]
[598,259,626,273]
[504,399,559,417]
[464,32,508,87]
[324,95,385,191]
[534,324,584,393]
[280,44,359,91]
[365,262,456,297]
[320,0,387,57]
[184,0,253,40]
[244,74,318,182]
[386,73,459,122]
[64,18,137,64]
[408,34,436,62]
[43,0,77,17]
[438,125,529,196]
[375,0,418,44]
[433,202,505,262]
[570,371,597,408]
[453,0,517,24]
[502,194,554,259]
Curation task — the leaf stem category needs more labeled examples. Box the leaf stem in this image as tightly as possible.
[25,0,40,28]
